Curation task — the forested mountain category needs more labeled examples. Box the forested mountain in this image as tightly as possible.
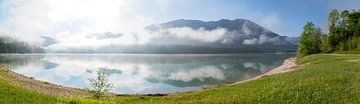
[147,19,298,45]
[0,36,45,53]
[48,19,298,53]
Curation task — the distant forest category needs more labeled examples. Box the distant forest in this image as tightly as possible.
[298,9,360,57]
[0,36,45,53]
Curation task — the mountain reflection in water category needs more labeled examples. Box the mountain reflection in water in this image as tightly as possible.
[0,53,293,94]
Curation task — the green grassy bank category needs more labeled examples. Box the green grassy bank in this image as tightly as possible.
[1,53,360,103]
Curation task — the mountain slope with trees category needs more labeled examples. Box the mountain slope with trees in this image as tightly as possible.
[0,36,45,53]
[49,19,298,53]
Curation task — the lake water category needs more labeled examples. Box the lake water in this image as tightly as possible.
[0,53,293,94]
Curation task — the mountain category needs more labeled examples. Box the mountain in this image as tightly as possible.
[47,19,298,53]
[148,19,295,45]
[142,19,297,53]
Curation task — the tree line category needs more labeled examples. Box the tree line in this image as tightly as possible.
[298,9,360,57]
[0,36,45,53]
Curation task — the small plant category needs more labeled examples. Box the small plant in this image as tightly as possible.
[87,69,114,99]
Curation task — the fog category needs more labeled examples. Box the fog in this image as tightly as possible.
[0,0,289,53]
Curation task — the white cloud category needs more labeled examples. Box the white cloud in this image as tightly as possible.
[0,0,295,50]
[0,0,152,45]
[258,13,292,36]
[242,34,280,45]
[160,27,227,43]
[260,13,281,31]
[46,27,228,51]
[0,0,230,51]
[243,38,257,45]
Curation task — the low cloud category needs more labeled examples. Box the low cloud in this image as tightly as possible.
[0,0,291,52]
[243,34,280,45]
[46,27,229,51]
[150,27,227,43]
[86,32,123,40]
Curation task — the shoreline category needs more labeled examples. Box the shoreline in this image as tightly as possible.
[0,57,298,97]
[0,68,92,98]
[232,57,298,85]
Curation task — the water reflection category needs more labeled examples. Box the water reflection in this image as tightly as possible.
[0,54,293,94]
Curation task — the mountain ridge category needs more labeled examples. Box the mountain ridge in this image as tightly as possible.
[46,18,298,53]
[147,18,297,45]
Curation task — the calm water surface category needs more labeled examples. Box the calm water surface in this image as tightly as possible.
[0,53,293,94]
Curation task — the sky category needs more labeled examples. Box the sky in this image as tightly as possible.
[0,0,360,47]
[134,0,360,36]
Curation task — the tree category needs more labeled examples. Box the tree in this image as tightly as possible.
[303,9,360,54]
[321,34,332,53]
[328,9,340,51]
[88,69,114,99]
[297,22,322,57]
[313,27,322,53]
[328,9,340,31]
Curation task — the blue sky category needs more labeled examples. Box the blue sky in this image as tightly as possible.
[0,0,359,45]
[135,0,360,37]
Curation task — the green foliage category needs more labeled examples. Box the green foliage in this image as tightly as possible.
[324,9,360,52]
[87,70,114,99]
[321,35,333,52]
[297,22,322,57]
[301,9,360,54]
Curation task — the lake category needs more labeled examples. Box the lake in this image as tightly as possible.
[0,53,293,94]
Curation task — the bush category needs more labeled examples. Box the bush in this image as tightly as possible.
[88,70,114,99]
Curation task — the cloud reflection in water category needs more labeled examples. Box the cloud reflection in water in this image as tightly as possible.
[1,54,293,94]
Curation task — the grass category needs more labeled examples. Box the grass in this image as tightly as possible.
[0,80,58,104]
[0,73,58,104]
[334,50,360,54]
[1,53,360,103]
[0,77,112,104]
[0,70,111,104]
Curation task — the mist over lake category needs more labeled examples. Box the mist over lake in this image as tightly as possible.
[1,53,293,94]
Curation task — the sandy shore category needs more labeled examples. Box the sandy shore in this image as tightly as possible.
[233,57,298,85]
[0,67,92,98]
